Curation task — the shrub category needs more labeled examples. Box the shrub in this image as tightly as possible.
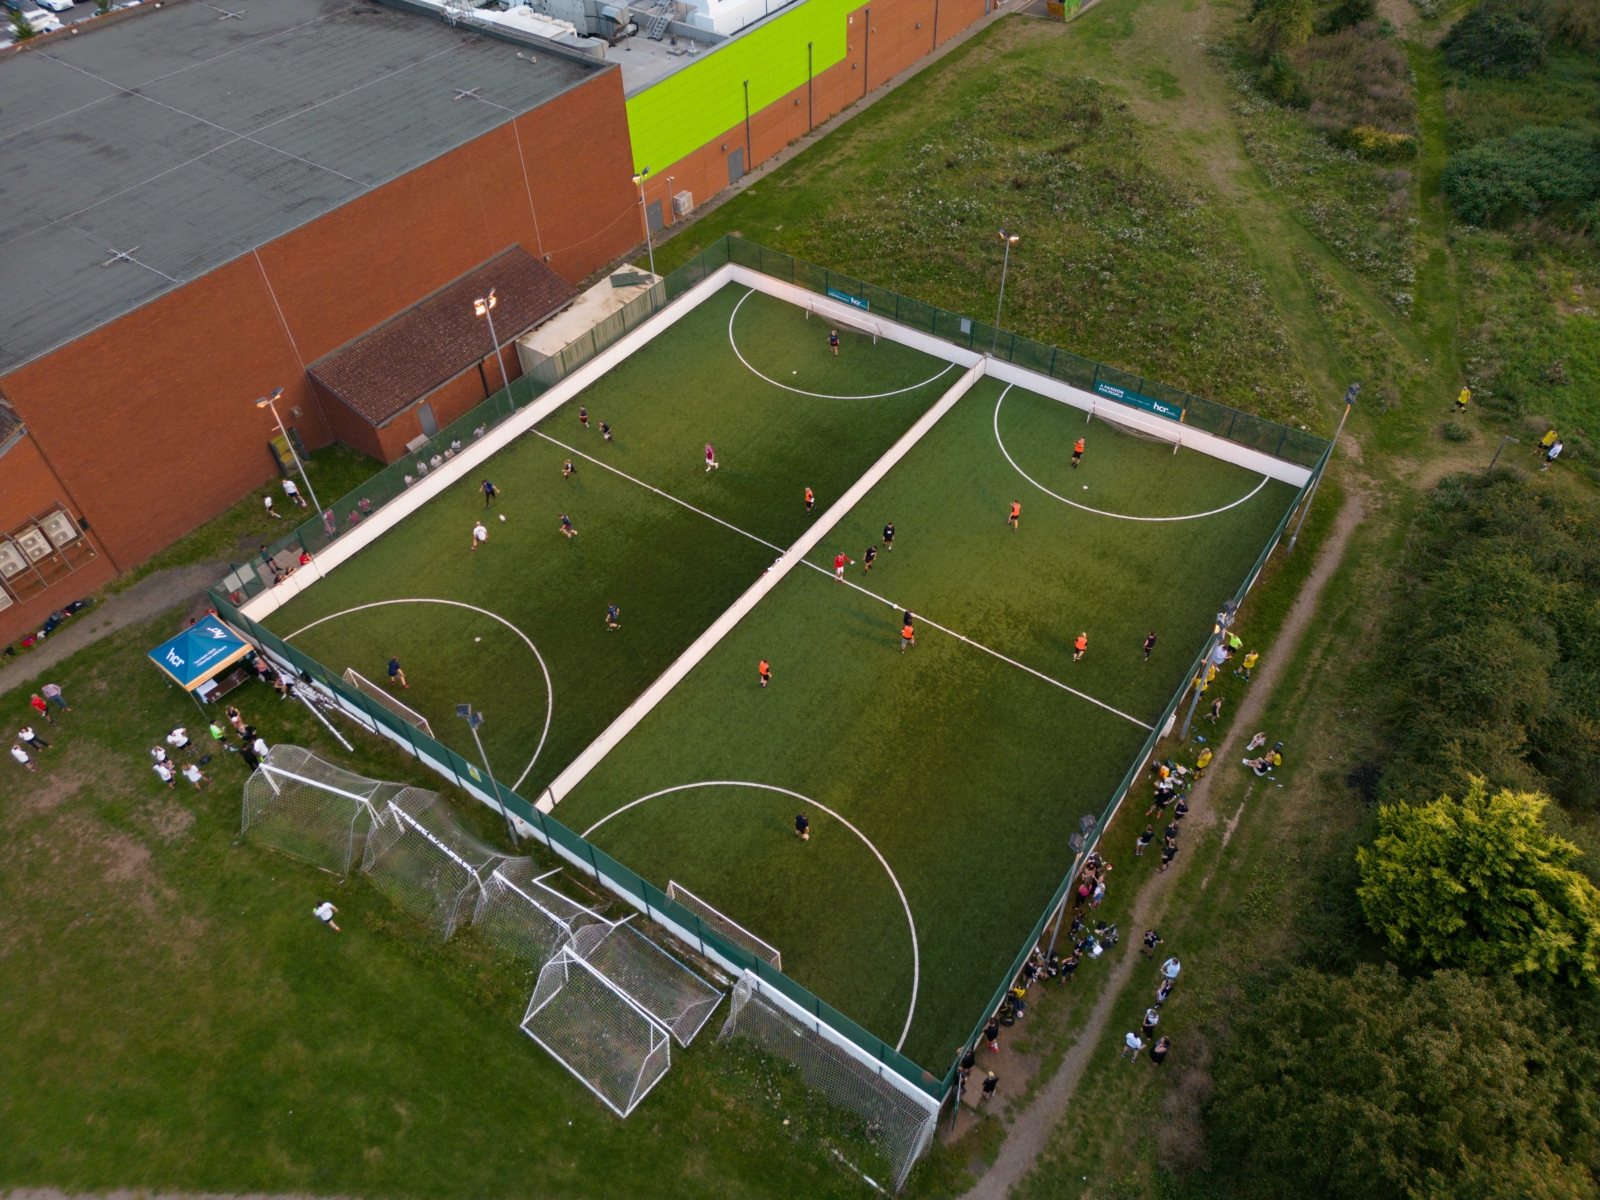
[1252,0,1316,57]
[1545,0,1600,47]
[1443,2,1548,76]
[1293,28,1419,144]
[1343,123,1420,159]
[1442,419,1472,439]
[1260,53,1312,107]
[1316,0,1376,31]
[1441,125,1600,225]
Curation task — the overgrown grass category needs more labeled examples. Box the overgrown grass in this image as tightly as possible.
[1443,44,1600,152]
[659,19,1318,424]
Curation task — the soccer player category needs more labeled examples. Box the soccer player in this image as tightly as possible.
[804,487,815,513]
[863,544,877,571]
[264,495,281,520]
[1072,437,1085,468]
[562,459,576,478]
[1455,386,1470,413]
[183,762,209,790]
[984,1017,1000,1051]
[1008,501,1021,530]
[794,812,809,841]
[1143,632,1157,661]
[901,618,916,653]
[388,656,408,689]
[600,421,613,442]
[606,603,621,631]
[314,901,341,932]
[481,479,499,507]
[471,520,489,550]
[154,760,177,789]
[705,443,719,471]
[283,478,306,508]
[559,513,577,538]
[579,406,589,429]
[833,551,853,580]
[1074,632,1088,661]
[828,329,840,356]
[1235,649,1259,680]
[882,522,895,551]
[759,659,771,688]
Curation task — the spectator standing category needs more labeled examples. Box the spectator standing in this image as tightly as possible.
[12,743,36,772]
[1150,1036,1171,1066]
[30,693,54,725]
[1142,929,1163,958]
[980,1072,998,1103]
[984,1017,1000,1052]
[182,763,210,790]
[41,683,68,713]
[1121,1031,1145,1062]
[153,761,176,789]
[1141,1006,1160,1042]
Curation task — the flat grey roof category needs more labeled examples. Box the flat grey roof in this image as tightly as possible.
[0,0,602,377]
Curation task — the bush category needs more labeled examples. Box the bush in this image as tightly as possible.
[1316,0,1375,32]
[1441,125,1600,225]
[1207,964,1600,1200]
[1443,2,1548,76]
[1260,53,1312,106]
[1546,0,1600,46]
[1293,28,1419,144]
[1343,123,1420,158]
[1442,419,1472,439]
[1252,0,1316,57]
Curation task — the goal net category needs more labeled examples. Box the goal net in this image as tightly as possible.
[241,745,397,875]
[569,919,724,1047]
[342,667,434,737]
[718,972,938,1191]
[805,297,881,343]
[668,880,781,971]
[361,789,519,940]
[472,861,606,970]
[521,943,673,1118]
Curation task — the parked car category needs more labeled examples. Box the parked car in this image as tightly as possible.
[15,6,64,30]
[32,0,74,13]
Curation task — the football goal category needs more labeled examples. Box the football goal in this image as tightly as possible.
[521,943,673,1119]
[805,296,881,343]
[241,745,397,875]
[343,667,433,737]
[472,861,606,969]
[569,919,724,1047]
[667,880,782,971]
[718,972,938,1191]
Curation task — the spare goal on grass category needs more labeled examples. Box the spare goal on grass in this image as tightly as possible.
[472,860,606,968]
[667,880,781,970]
[569,919,723,1047]
[718,971,938,1191]
[241,745,399,874]
[342,668,433,737]
[361,789,520,939]
[521,943,673,1118]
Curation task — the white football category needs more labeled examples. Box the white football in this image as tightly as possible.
[475,637,482,642]
[499,514,506,521]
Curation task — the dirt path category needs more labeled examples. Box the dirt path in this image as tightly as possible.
[960,487,1365,1200]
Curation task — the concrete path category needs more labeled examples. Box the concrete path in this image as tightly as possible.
[0,560,223,699]
[960,490,1365,1199]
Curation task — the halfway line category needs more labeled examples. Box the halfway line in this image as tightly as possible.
[531,428,1150,730]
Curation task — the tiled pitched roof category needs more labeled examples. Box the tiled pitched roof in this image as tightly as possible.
[309,246,578,425]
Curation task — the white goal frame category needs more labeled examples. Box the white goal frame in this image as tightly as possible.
[805,296,881,343]
[343,667,433,737]
[668,880,781,971]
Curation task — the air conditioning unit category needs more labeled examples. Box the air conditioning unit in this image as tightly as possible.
[13,526,51,562]
[40,509,81,548]
[0,585,12,613]
[672,190,694,217]
[0,540,30,579]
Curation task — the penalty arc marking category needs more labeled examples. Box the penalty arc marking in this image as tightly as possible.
[284,599,553,791]
[994,385,1272,521]
[728,288,956,399]
[583,780,921,1052]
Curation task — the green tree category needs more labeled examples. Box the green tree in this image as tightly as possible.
[1357,780,1600,987]
[1251,0,1315,58]
[1442,2,1547,76]
[1207,964,1600,1200]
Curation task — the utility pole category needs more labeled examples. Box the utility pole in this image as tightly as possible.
[1288,382,1357,553]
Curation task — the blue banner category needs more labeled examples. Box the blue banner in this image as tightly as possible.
[826,287,870,312]
[148,615,251,689]
[1094,380,1184,422]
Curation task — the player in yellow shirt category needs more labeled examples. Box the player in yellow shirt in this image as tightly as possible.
[1455,386,1470,413]
[1235,650,1259,681]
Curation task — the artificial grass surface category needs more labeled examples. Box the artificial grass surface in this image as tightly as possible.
[553,376,1299,1068]
[264,285,952,794]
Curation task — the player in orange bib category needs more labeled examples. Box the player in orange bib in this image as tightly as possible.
[759,659,771,688]
[1008,501,1021,530]
[1074,632,1089,661]
[1072,437,1086,468]
[804,487,816,513]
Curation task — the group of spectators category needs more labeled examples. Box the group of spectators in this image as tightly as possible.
[9,684,68,772]
[1121,944,1179,1066]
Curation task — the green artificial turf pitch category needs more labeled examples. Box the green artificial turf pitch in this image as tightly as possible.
[264,283,1298,1074]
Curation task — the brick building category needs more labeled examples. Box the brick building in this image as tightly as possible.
[0,0,639,646]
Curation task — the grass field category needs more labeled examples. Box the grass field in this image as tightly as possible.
[264,279,1301,1076]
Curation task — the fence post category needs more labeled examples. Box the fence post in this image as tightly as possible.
[586,839,602,881]
[1275,427,1287,457]
[1049,346,1058,377]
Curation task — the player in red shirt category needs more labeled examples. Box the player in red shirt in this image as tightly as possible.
[833,552,854,580]
[705,443,718,472]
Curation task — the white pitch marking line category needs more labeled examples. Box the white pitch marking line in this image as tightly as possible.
[283,599,553,790]
[804,564,1153,731]
[994,385,1273,522]
[582,780,921,1052]
[533,429,1148,729]
[729,288,956,399]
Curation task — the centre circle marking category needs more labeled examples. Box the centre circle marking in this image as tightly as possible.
[583,780,921,1051]
[728,288,956,400]
[284,598,552,790]
[994,385,1272,521]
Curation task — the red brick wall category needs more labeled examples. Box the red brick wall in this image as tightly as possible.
[0,432,117,648]
[0,67,635,573]
[637,0,989,229]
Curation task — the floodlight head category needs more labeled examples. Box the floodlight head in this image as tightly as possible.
[270,386,284,402]
[473,291,496,317]
[254,396,271,409]
[999,230,1019,245]
[455,703,472,720]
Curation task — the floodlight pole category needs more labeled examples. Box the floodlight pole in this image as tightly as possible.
[992,230,1019,353]
[255,388,322,515]
[632,167,656,281]
[1287,383,1358,553]
[458,704,518,847]
[473,290,511,395]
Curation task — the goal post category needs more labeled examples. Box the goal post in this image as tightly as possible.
[472,863,606,968]
[241,745,383,875]
[361,791,520,939]
[805,297,881,343]
[667,880,781,971]
[343,667,434,737]
[569,919,724,1047]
